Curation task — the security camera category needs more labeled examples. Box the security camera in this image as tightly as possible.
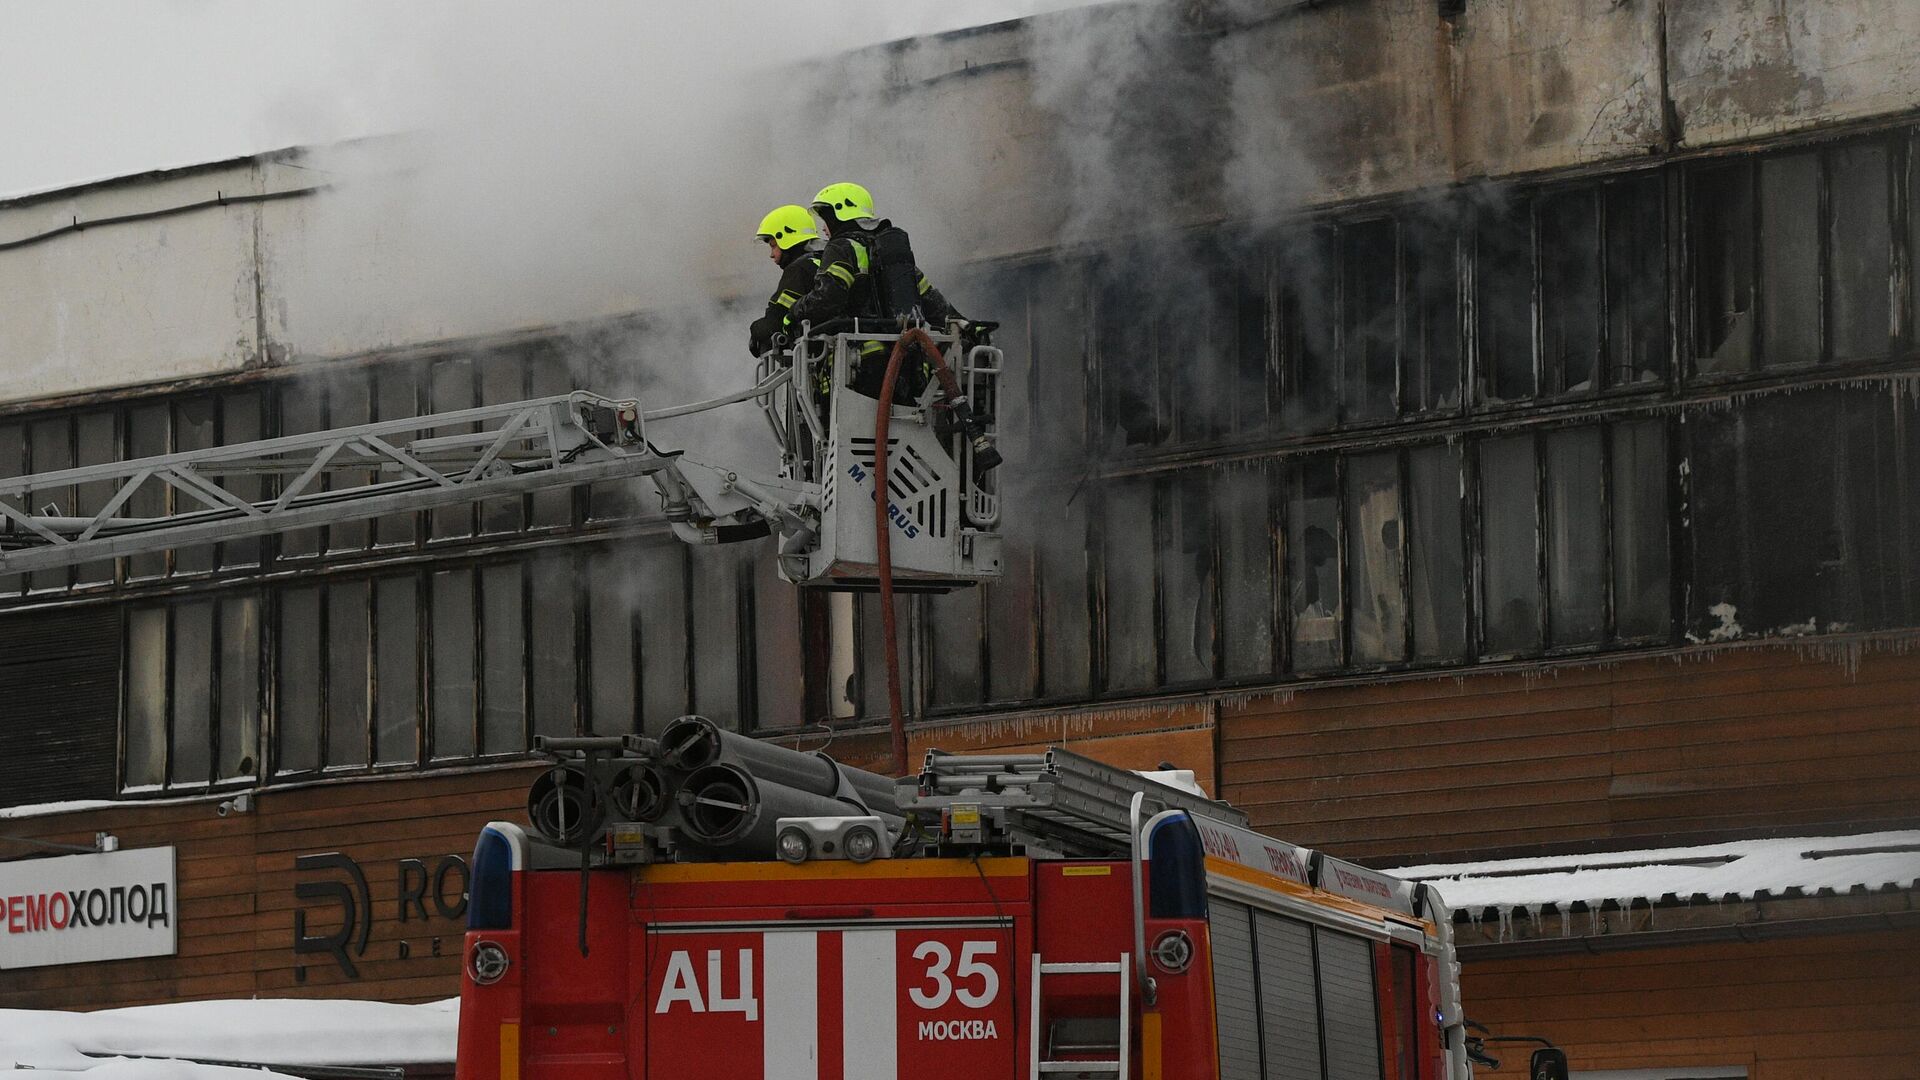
[217,792,253,817]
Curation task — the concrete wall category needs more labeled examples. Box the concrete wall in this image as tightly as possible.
[3,0,1917,407]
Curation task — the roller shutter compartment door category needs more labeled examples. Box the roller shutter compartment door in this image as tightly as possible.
[1210,898,1263,1080]
[0,606,122,806]
[1315,928,1384,1080]
[1254,911,1322,1080]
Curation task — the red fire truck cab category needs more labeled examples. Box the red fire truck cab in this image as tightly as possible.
[456,732,1471,1080]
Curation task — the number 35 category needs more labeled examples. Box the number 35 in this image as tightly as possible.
[909,940,999,1009]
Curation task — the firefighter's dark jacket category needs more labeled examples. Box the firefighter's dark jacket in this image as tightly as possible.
[749,245,822,357]
[787,220,961,331]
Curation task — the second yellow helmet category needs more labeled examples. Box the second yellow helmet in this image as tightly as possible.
[755,204,821,251]
[811,182,877,223]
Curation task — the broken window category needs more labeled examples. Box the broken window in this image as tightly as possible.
[752,546,806,730]
[1538,187,1602,395]
[428,359,477,539]
[430,568,478,759]
[1286,456,1342,672]
[1689,388,1914,638]
[0,424,23,597]
[216,391,263,568]
[689,544,746,728]
[126,607,168,787]
[75,409,122,586]
[1217,461,1276,680]
[1544,428,1605,647]
[927,585,984,710]
[277,585,322,772]
[1611,419,1670,641]
[1280,227,1339,433]
[1407,444,1467,662]
[636,541,690,733]
[1345,451,1406,665]
[326,579,370,768]
[529,552,577,739]
[276,381,325,557]
[1102,478,1158,692]
[169,599,213,784]
[1096,250,1167,449]
[1828,140,1893,361]
[1691,162,1757,374]
[857,592,914,722]
[27,418,74,591]
[1229,244,1274,437]
[1341,219,1399,422]
[1162,471,1216,685]
[1604,172,1668,385]
[1170,246,1233,443]
[1038,477,1092,699]
[480,562,526,753]
[1476,191,1537,402]
[1405,212,1462,412]
[586,547,638,733]
[1759,152,1821,367]
[324,375,372,553]
[1478,435,1542,655]
[1031,261,1088,464]
[374,575,418,764]
[219,594,260,779]
[373,364,422,546]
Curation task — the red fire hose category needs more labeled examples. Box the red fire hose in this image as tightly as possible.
[872,327,963,776]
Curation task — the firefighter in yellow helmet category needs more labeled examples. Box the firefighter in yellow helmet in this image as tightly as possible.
[747,204,825,359]
[786,182,967,398]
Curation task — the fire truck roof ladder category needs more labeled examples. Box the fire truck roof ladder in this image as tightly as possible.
[903,747,1248,858]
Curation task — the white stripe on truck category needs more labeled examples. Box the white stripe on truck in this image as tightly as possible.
[842,929,898,1079]
[763,931,819,1080]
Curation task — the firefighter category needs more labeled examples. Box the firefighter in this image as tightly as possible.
[747,204,825,359]
[787,182,967,399]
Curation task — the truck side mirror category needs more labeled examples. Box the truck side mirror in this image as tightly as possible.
[1529,1047,1570,1080]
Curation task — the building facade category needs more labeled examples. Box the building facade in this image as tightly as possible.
[4,1,1919,1076]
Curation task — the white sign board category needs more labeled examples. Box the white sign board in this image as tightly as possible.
[0,846,177,969]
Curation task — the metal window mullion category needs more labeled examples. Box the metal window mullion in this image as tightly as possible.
[520,556,535,753]
[571,548,589,736]
[1396,448,1414,663]
[1392,218,1408,419]
[1150,476,1168,689]
[1090,480,1110,694]
[1462,209,1481,414]
[1276,456,1295,676]
[1666,413,1691,646]
[1600,422,1620,643]
[1754,157,1771,370]
[209,591,224,782]
[1333,452,1352,670]
[316,580,331,769]
[1207,468,1226,682]
[470,564,487,757]
[1528,191,1546,400]
[1896,130,1916,354]
[1818,149,1835,366]
[1532,431,1550,652]
[414,570,431,764]
[368,574,384,764]
[1333,225,1350,426]
[1597,180,1616,391]
[1465,437,1488,658]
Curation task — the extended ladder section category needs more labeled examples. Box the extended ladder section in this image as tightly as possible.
[898,747,1248,858]
[0,328,1008,593]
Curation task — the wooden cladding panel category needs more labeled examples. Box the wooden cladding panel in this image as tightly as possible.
[1460,928,1920,1079]
[0,765,539,1009]
[1221,644,1920,863]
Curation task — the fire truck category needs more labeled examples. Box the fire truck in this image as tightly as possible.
[452,718,1478,1080]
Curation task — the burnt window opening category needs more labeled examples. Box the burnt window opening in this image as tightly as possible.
[1341,219,1400,423]
[1475,191,1539,403]
[1478,434,1543,655]
[1036,475,1093,699]
[1408,444,1468,662]
[1286,455,1343,672]
[1280,226,1340,433]
[1829,140,1894,362]
[529,551,579,739]
[1538,187,1603,395]
[1162,471,1218,686]
[1405,212,1463,413]
[1612,419,1671,641]
[1217,461,1277,679]
[1605,172,1669,386]
[1688,387,1918,640]
[1692,161,1758,374]
[1095,250,1170,450]
[1545,427,1606,647]
[1345,451,1406,666]
[1759,152,1821,368]
[1102,477,1159,692]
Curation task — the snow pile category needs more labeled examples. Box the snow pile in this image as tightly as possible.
[0,997,457,1079]
[1394,830,1920,914]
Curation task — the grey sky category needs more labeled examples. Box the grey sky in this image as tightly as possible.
[0,0,1095,198]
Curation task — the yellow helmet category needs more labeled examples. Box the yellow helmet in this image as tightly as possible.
[811,182,877,223]
[754,204,821,251]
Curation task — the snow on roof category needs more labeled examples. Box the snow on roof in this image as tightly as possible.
[0,997,456,1077]
[1391,831,1920,914]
